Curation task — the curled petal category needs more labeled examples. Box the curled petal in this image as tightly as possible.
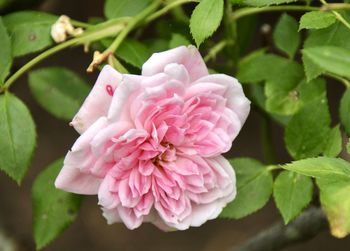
[142,45,208,82]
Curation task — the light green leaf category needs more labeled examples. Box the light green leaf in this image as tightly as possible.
[299,11,336,30]
[221,158,273,219]
[234,0,297,6]
[274,171,313,224]
[28,67,90,121]
[302,53,324,82]
[303,46,350,79]
[3,11,56,57]
[317,178,350,238]
[273,14,300,58]
[0,17,12,84]
[32,158,82,249]
[169,33,191,49]
[283,157,350,180]
[285,99,331,160]
[0,93,36,184]
[323,125,342,157]
[190,0,224,47]
[104,0,152,19]
[340,89,350,136]
[303,20,350,81]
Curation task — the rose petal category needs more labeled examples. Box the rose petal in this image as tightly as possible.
[142,45,208,82]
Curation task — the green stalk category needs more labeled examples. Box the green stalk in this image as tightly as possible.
[231,3,350,21]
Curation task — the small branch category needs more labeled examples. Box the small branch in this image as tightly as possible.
[231,207,328,251]
[231,3,350,21]
[321,0,350,30]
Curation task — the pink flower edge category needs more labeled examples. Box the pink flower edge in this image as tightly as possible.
[55,45,250,230]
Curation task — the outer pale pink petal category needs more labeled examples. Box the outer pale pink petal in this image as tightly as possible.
[54,164,102,195]
[107,74,144,122]
[55,117,108,194]
[71,65,122,134]
[117,206,143,230]
[142,45,208,82]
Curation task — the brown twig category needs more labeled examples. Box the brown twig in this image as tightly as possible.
[231,207,328,251]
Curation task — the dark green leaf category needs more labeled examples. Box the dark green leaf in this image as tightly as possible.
[28,67,90,121]
[0,93,36,183]
[104,0,152,19]
[283,157,350,180]
[265,70,326,115]
[3,11,56,57]
[273,14,300,58]
[323,125,342,157]
[32,158,82,249]
[116,39,151,69]
[0,17,12,83]
[285,99,331,160]
[237,51,299,83]
[190,0,224,47]
[299,11,336,30]
[221,158,273,219]
[274,171,313,224]
[340,89,350,136]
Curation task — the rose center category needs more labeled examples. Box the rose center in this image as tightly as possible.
[151,142,176,165]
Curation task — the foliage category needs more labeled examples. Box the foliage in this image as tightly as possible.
[1,0,350,248]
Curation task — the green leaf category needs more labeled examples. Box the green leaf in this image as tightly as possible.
[104,0,152,19]
[303,46,350,79]
[303,20,350,81]
[28,67,90,121]
[3,11,56,57]
[317,178,350,238]
[299,11,336,30]
[235,0,297,6]
[190,0,224,47]
[283,157,350,180]
[323,125,342,157]
[221,158,273,219]
[32,158,82,249]
[273,171,313,224]
[116,39,151,69]
[0,93,36,183]
[347,139,350,155]
[169,33,191,49]
[273,14,300,58]
[265,70,326,116]
[285,99,331,160]
[237,51,294,83]
[0,17,12,84]
[302,53,324,82]
[340,89,350,136]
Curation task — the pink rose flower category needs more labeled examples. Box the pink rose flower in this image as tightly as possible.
[55,46,250,230]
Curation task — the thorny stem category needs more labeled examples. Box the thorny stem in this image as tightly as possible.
[231,3,350,20]
[204,40,230,62]
[231,207,328,251]
[326,73,350,89]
